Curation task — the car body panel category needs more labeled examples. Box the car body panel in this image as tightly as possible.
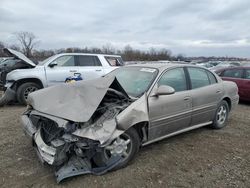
[148,89,192,139]
[189,83,223,125]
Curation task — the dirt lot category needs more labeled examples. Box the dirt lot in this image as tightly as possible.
[0,102,249,188]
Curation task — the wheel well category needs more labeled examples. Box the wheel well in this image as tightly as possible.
[132,122,149,143]
[223,97,232,111]
[15,78,43,90]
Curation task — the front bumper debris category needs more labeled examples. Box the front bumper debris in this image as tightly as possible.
[21,115,37,137]
[55,155,122,183]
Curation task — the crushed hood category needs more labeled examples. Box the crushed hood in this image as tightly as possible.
[27,76,129,122]
[3,48,36,67]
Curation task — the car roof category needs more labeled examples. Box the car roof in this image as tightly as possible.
[56,53,121,57]
[127,62,199,71]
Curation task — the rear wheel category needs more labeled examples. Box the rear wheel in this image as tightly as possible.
[211,100,229,129]
[93,127,140,170]
[17,82,41,105]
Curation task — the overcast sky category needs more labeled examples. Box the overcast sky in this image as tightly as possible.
[1,0,250,57]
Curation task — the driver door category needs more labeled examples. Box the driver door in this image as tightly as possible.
[45,55,79,86]
[148,68,192,140]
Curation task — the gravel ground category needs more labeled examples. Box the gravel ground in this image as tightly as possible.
[0,102,249,188]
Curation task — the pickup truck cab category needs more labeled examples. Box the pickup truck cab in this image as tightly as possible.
[0,48,124,105]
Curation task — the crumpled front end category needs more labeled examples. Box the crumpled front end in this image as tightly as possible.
[21,86,133,182]
[22,112,123,182]
[21,75,150,183]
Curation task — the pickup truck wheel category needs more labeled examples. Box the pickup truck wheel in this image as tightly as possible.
[93,127,140,170]
[17,82,41,105]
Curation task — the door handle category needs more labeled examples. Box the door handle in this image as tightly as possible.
[70,70,77,72]
[216,90,222,93]
[184,97,191,101]
[95,69,102,72]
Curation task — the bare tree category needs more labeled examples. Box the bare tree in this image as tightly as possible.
[102,43,115,54]
[15,31,39,57]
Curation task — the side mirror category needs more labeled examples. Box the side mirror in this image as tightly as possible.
[49,62,57,68]
[152,85,175,97]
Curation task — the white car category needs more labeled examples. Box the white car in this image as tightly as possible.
[0,48,123,105]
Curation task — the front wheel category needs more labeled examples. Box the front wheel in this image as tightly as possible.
[211,100,229,129]
[93,127,140,170]
[17,82,41,105]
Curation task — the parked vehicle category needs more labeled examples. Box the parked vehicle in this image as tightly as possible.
[22,64,239,182]
[0,48,123,106]
[210,61,240,71]
[198,62,215,68]
[215,67,250,101]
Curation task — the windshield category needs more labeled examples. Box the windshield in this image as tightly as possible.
[107,67,158,97]
[39,55,55,65]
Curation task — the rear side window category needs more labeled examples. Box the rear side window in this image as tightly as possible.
[52,55,75,66]
[222,69,243,78]
[245,69,250,79]
[77,55,101,66]
[188,68,210,89]
[158,68,187,92]
[105,56,123,66]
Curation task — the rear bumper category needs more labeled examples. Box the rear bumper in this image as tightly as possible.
[231,95,239,111]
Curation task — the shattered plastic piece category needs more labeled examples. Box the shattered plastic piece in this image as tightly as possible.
[55,155,122,183]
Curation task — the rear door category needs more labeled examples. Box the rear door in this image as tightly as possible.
[148,67,192,140]
[45,55,79,86]
[187,67,223,125]
[220,68,244,98]
[76,55,104,80]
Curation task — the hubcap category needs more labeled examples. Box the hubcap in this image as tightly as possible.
[217,105,227,124]
[24,86,38,99]
[104,133,132,161]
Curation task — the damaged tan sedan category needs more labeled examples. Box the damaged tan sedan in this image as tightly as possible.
[21,64,239,182]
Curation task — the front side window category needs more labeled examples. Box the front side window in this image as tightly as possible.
[77,55,101,66]
[222,69,243,78]
[51,56,75,66]
[188,68,210,89]
[158,68,187,92]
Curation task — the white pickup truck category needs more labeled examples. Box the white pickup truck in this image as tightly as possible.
[0,48,123,105]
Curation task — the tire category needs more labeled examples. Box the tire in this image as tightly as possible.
[211,100,229,129]
[93,127,140,170]
[16,82,41,105]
